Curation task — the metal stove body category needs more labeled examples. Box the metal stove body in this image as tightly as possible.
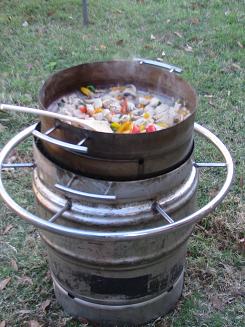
[33,139,198,325]
[0,122,233,326]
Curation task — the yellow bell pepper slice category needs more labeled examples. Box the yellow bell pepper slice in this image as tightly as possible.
[94,108,103,113]
[117,121,132,133]
[110,122,121,132]
[143,112,150,119]
[80,87,91,96]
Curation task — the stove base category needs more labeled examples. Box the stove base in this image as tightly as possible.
[52,270,184,326]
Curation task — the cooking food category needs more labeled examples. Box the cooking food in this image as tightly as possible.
[52,84,191,133]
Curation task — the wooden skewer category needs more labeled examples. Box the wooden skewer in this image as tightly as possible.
[0,104,113,133]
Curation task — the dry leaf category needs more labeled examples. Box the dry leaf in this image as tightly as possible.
[238,238,245,252]
[174,31,182,38]
[210,295,224,310]
[44,271,51,281]
[26,63,33,70]
[144,44,153,49]
[2,224,14,235]
[191,17,200,25]
[184,44,193,52]
[28,321,41,327]
[47,11,55,17]
[0,321,6,327]
[40,299,51,312]
[209,187,219,197]
[0,123,6,132]
[237,41,244,48]
[0,277,11,291]
[116,39,124,46]
[231,63,241,71]
[10,259,18,271]
[99,44,106,50]
[16,275,33,285]
[150,34,156,40]
[17,309,32,315]
[239,176,244,189]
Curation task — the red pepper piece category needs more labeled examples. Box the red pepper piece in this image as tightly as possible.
[79,105,87,113]
[131,125,141,134]
[146,124,157,133]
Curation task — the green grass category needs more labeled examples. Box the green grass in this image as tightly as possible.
[0,0,244,326]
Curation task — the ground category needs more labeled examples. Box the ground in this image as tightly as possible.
[0,1,244,326]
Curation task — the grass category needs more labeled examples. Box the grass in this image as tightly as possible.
[0,0,244,326]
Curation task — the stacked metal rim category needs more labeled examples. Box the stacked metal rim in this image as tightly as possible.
[37,59,197,180]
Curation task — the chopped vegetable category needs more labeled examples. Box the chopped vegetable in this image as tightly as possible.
[117,121,132,133]
[146,125,157,133]
[94,108,103,113]
[110,122,121,131]
[139,124,146,132]
[131,125,141,134]
[87,85,96,92]
[80,87,91,96]
[157,122,169,129]
[79,105,87,113]
[143,112,150,119]
[55,84,191,134]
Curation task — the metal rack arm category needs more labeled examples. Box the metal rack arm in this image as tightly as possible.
[0,123,234,240]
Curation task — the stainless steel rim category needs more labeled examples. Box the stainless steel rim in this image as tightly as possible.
[0,123,234,240]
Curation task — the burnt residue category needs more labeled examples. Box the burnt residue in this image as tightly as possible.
[69,268,183,298]
[90,275,149,297]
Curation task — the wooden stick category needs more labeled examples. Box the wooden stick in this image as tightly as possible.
[0,104,113,133]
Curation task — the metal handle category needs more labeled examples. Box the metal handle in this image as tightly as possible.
[54,183,116,201]
[2,163,35,169]
[135,58,182,73]
[0,123,234,240]
[193,162,226,168]
[32,130,88,153]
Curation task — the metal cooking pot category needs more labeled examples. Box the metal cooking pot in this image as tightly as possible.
[37,59,197,180]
